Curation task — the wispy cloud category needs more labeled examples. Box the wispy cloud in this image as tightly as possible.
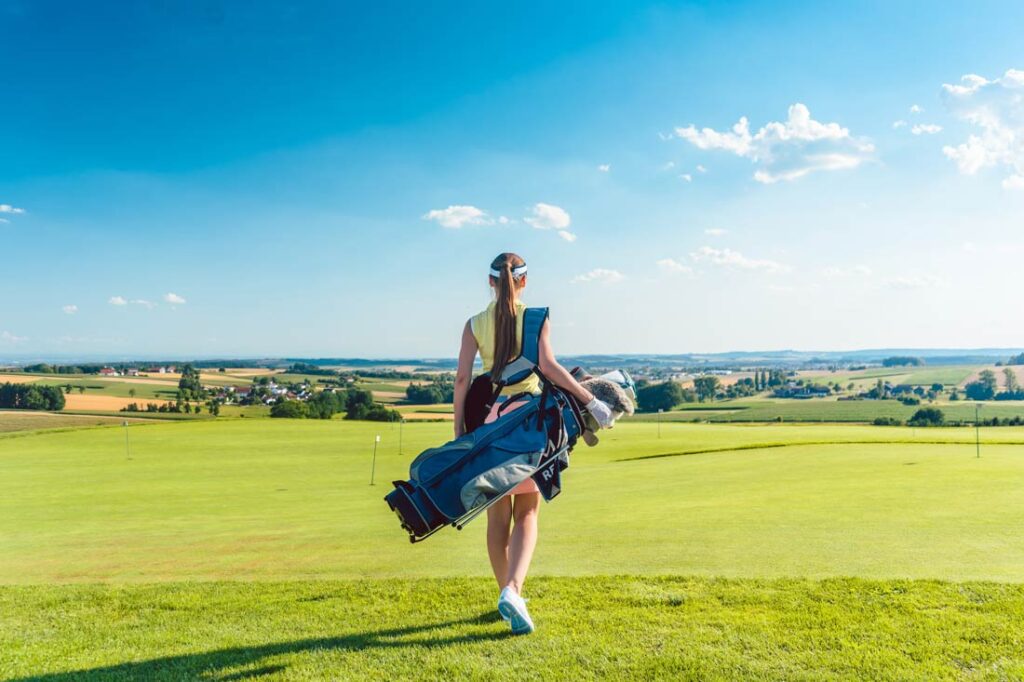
[690,246,790,273]
[910,104,923,114]
[525,202,571,230]
[1,330,27,344]
[163,292,186,305]
[892,120,907,129]
[422,205,493,228]
[942,69,1024,189]
[0,204,26,214]
[62,304,78,315]
[132,299,156,309]
[679,173,693,182]
[696,164,707,173]
[557,230,577,242]
[571,268,625,284]
[704,228,728,236]
[597,163,610,172]
[911,123,942,135]
[884,274,941,290]
[108,296,127,306]
[656,258,694,276]
[675,103,873,184]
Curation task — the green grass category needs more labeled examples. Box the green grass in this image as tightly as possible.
[4,420,1024,583]
[4,577,1023,680]
[0,410,154,433]
[5,419,1024,679]
[634,398,1024,423]
[901,365,976,386]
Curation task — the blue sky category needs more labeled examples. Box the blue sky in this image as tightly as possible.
[2,1,1024,359]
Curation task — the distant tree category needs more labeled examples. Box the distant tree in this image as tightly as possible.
[873,416,903,426]
[931,383,944,393]
[64,384,73,394]
[908,407,945,427]
[883,356,924,367]
[637,382,685,412]
[128,388,136,399]
[693,376,721,403]
[1008,353,1024,366]
[964,381,994,401]
[77,386,85,395]
[363,404,402,422]
[979,369,998,390]
[271,400,308,419]
[345,387,376,420]
[178,364,204,399]
[1003,368,1020,393]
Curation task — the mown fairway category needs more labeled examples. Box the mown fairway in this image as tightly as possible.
[3,418,1024,679]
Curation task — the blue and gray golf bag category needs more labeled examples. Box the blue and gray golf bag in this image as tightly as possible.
[385,308,586,543]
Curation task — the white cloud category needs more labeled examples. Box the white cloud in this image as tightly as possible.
[0,218,8,224]
[704,228,728,236]
[62,304,78,315]
[557,230,577,243]
[132,299,156,309]
[597,164,611,172]
[657,258,694,276]
[108,296,127,306]
[690,246,790,273]
[885,275,942,290]
[942,69,1024,187]
[822,264,872,278]
[910,104,923,114]
[679,173,693,182]
[1,331,27,344]
[571,268,625,284]
[524,203,571,230]
[911,123,942,135]
[696,164,707,173]
[893,120,907,129]
[675,103,874,183]
[661,161,676,171]
[1003,174,1024,190]
[422,205,493,229]
[163,293,186,305]
[0,204,26,214]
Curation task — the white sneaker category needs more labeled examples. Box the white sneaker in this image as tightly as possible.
[497,587,535,635]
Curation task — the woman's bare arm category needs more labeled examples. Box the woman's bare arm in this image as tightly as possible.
[452,321,477,438]
[537,320,594,405]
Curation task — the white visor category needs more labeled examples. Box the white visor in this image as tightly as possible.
[489,264,528,279]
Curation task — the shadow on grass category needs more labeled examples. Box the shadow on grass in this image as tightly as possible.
[14,612,509,681]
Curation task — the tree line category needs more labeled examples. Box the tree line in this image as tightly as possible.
[270,387,400,421]
[0,383,66,410]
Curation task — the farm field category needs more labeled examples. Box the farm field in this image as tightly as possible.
[632,397,1024,423]
[4,418,1024,678]
[0,410,153,433]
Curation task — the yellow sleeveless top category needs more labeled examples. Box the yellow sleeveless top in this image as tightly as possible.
[470,301,542,397]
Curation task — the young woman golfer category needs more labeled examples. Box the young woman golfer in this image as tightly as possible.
[452,252,614,635]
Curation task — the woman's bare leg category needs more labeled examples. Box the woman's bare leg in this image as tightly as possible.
[486,496,513,587]
[505,492,541,595]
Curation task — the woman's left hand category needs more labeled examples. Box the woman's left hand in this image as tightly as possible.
[585,398,615,428]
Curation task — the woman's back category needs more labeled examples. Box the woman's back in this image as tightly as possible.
[470,301,542,396]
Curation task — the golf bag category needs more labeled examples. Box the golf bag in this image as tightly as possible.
[384,307,586,543]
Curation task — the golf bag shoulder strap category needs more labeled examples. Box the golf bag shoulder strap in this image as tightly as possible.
[497,307,549,386]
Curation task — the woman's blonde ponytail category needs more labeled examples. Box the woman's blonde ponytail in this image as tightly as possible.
[489,252,526,381]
